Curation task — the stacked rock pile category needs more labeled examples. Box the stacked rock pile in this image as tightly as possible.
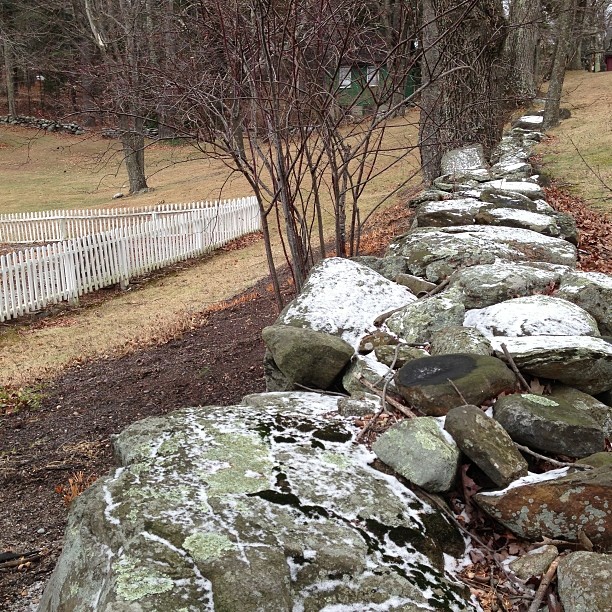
[0,115,85,135]
[40,119,611,611]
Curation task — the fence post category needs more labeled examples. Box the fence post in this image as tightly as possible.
[117,229,130,290]
[63,242,79,306]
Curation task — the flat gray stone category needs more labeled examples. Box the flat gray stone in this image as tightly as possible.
[395,354,517,416]
[482,179,543,199]
[373,417,460,493]
[445,405,528,487]
[490,335,612,395]
[464,295,600,338]
[386,289,465,344]
[387,226,577,283]
[558,552,612,612]
[448,262,568,309]
[549,385,612,437]
[429,326,493,356]
[40,400,474,611]
[493,393,605,458]
[509,545,559,580]
[556,271,612,336]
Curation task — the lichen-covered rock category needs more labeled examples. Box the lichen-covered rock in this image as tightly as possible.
[263,348,295,392]
[448,262,567,309]
[279,257,416,348]
[557,552,612,612]
[386,289,466,344]
[350,255,408,282]
[387,226,577,282]
[490,335,612,395]
[556,271,612,336]
[474,467,612,549]
[479,187,547,210]
[511,115,544,130]
[40,396,475,611]
[575,452,612,468]
[444,405,528,487]
[464,295,600,338]
[493,393,605,458]
[342,354,396,396]
[413,198,482,227]
[474,207,578,243]
[337,393,382,417]
[509,545,559,580]
[394,354,517,417]
[429,326,492,356]
[549,385,612,437]
[262,325,353,390]
[373,417,460,493]
[374,344,430,368]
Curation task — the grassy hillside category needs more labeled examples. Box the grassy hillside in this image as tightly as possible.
[538,70,612,210]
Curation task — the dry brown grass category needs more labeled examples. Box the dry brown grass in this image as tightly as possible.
[537,71,612,210]
[0,110,423,385]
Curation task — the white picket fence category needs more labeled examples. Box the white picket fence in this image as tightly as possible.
[0,197,260,322]
[0,198,255,244]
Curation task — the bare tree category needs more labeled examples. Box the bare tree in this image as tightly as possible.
[149,0,425,303]
[419,0,508,184]
[504,0,543,101]
[82,0,152,193]
[543,0,577,128]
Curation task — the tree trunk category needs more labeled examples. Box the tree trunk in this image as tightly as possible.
[543,0,576,130]
[3,37,16,116]
[419,0,507,184]
[504,0,542,101]
[119,114,148,193]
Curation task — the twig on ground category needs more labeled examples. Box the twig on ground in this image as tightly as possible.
[527,554,563,612]
[357,376,417,419]
[514,443,593,470]
[423,277,450,298]
[447,378,468,405]
[500,343,531,392]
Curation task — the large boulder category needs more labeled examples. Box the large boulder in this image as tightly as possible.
[448,262,568,309]
[279,258,416,348]
[40,395,475,611]
[464,295,600,338]
[557,552,612,612]
[490,335,612,395]
[493,393,605,458]
[262,325,353,390]
[372,417,460,493]
[385,289,466,344]
[444,405,528,487]
[475,467,612,549]
[387,226,577,282]
[394,354,517,416]
[556,271,612,335]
